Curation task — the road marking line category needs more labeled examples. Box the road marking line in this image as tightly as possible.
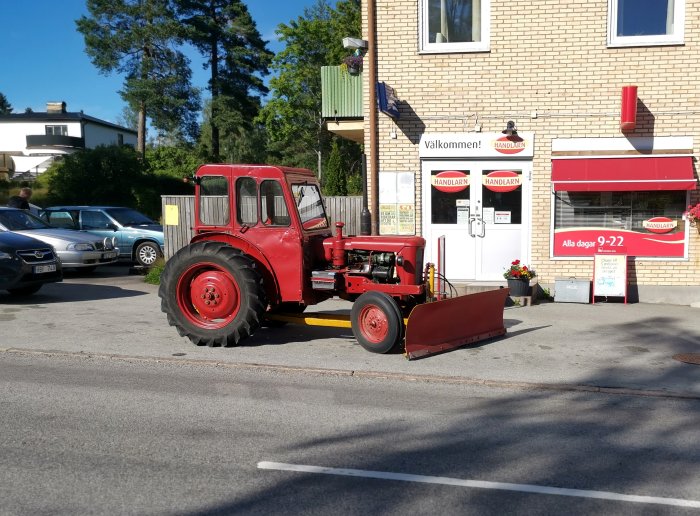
[257,462,700,509]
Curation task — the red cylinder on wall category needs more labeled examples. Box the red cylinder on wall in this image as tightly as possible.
[620,85,638,132]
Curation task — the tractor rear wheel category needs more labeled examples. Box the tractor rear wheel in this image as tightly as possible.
[159,242,267,347]
[350,291,403,354]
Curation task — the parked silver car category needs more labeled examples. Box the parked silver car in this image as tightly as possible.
[0,208,119,270]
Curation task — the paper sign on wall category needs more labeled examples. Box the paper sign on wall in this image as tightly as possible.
[164,204,179,225]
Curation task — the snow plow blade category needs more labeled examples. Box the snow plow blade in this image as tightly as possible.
[404,288,509,359]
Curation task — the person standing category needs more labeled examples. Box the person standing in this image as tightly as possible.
[7,187,32,210]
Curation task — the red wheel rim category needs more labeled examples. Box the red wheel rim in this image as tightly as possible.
[176,262,240,329]
[358,304,389,344]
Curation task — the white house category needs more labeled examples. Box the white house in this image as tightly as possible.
[0,101,137,180]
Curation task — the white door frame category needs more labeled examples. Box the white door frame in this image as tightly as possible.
[422,159,533,281]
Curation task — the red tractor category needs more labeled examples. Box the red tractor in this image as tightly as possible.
[159,164,508,359]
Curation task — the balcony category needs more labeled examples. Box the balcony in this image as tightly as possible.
[321,66,364,143]
[26,134,85,150]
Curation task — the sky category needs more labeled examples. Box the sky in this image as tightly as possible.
[0,0,313,125]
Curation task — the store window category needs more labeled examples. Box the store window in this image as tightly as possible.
[420,0,490,53]
[553,190,688,258]
[608,0,684,47]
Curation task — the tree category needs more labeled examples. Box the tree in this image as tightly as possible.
[45,146,144,206]
[76,0,200,155]
[175,0,272,161]
[323,140,346,195]
[259,0,362,181]
[0,93,12,114]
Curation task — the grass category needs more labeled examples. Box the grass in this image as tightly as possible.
[144,258,165,285]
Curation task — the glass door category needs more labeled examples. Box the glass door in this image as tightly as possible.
[422,160,531,281]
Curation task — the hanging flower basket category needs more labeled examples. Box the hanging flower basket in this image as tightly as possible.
[341,55,363,75]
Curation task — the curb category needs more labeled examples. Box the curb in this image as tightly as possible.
[3,347,699,401]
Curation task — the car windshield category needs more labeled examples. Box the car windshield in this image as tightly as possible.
[0,210,53,231]
[105,208,155,226]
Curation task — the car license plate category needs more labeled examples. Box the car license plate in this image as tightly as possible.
[34,264,57,274]
[102,252,117,259]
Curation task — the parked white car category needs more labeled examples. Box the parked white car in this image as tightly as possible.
[0,207,119,271]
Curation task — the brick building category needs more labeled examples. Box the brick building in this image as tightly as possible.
[349,0,700,304]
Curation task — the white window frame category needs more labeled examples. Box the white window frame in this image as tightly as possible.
[419,0,491,54]
[608,0,685,47]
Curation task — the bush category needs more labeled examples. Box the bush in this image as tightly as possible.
[143,258,166,285]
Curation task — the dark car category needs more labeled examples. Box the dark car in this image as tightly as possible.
[41,206,164,267]
[0,230,63,296]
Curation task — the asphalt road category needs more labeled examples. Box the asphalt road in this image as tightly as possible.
[1,352,699,516]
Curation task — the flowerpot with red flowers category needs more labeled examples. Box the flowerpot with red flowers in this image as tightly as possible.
[503,259,536,296]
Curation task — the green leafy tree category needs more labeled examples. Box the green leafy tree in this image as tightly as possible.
[175,0,272,161]
[259,0,361,181]
[0,93,12,114]
[322,140,346,195]
[45,146,144,206]
[144,145,204,179]
[77,0,200,155]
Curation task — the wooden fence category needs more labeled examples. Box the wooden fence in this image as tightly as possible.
[161,195,363,259]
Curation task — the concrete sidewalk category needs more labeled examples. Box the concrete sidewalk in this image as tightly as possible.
[1,269,699,398]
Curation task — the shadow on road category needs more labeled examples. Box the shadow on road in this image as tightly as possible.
[0,282,148,304]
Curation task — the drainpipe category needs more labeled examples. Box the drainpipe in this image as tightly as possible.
[368,0,379,235]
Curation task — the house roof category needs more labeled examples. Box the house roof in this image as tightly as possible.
[0,110,137,135]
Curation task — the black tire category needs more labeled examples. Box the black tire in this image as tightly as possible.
[158,241,267,347]
[135,241,161,267]
[350,291,404,354]
[7,285,42,296]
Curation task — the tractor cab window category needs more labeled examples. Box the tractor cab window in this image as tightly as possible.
[199,175,230,226]
[261,180,291,226]
[291,183,329,230]
[236,177,258,225]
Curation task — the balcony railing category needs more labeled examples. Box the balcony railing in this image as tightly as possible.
[26,134,85,150]
[321,65,363,119]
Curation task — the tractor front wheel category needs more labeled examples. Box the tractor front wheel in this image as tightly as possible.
[351,291,403,354]
[158,242,266,347]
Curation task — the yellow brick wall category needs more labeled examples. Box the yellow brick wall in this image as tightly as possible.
[361,0,700,287]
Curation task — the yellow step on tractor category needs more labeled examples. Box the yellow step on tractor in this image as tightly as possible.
[159,164,508,359]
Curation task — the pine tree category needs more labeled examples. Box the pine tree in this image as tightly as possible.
[323,140,347,196]
[77,0,200,155]
[0,93,13,115]
[175,0,272,161]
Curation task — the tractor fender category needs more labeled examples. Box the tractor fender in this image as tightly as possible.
[190,232,282,306]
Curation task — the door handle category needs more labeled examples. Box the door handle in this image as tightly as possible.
[468,217,477,238]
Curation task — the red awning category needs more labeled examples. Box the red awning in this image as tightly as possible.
[551,157,697,191]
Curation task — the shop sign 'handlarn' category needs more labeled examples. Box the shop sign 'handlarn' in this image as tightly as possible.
[483,170,521,192]
[431,170,469,193]
[419,133,535,159]
[641,217,676,234]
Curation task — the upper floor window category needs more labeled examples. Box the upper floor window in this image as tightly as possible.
[420,0,490,53]
[45,125,68,136]
[608,0,685,47]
